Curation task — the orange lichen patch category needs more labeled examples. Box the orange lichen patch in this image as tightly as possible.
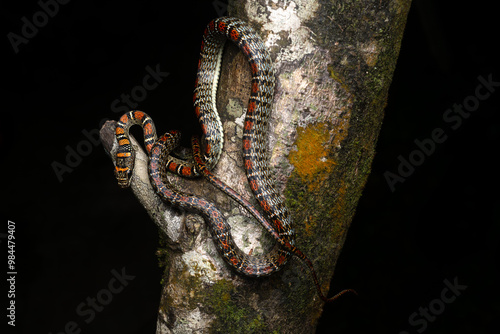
[303,215,317,237]
[288,123,336,180]
[331,178,348,219]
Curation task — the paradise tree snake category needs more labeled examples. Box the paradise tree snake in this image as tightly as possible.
[113,17,354,302]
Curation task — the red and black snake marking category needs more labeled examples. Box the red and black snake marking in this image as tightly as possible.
[149,131,287,276]
[114,110,157,188]
[191,136,355,301]
[113,17,355,302]
[193,16,297,268]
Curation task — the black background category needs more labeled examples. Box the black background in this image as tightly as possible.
[2,1,499,333]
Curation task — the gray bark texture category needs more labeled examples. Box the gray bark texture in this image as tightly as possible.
[100,0,412,332]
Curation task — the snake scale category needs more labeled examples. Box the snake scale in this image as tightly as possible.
[114,17,354,302]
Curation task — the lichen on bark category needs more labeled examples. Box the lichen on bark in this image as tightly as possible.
[101,0,411,332]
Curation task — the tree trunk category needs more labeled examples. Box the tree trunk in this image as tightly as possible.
[101,0,411,332]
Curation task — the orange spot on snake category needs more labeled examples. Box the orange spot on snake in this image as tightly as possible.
[230,28,239,40]
[250,180,259,192]
[244,120,253,131]
[218,21,227,32]
[243,139,251,151]
[251,62,259,74]
[273,219,283,232]
[247,101,256,114]
[181,167,192,177]
[193,92,198,105]
[119,114,128,123]
[241,43,250,56]
[111,17,351,300]
[144,123,153,135]
[261,200,270,212]
[134,111,145,119]
[251,81,259,94]
[245,159,253,170]
[168,161,178,172]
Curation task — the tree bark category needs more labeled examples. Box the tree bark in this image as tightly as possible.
[101,0,411,332]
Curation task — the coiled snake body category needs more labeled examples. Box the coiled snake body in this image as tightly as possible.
[114,17,354,301]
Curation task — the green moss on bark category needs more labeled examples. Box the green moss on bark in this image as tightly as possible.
[203,280,267,333]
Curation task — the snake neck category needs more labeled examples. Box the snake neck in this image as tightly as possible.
[114,110,158,187]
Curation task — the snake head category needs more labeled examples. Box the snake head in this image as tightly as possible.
[114,150,135,188]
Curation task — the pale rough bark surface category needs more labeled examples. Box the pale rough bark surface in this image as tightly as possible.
[101,0,411,332]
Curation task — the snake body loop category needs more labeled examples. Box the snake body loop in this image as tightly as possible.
[194,16,296,255]
[149,131,286,276]
[115,110,157,188]
[114,17,355,302]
